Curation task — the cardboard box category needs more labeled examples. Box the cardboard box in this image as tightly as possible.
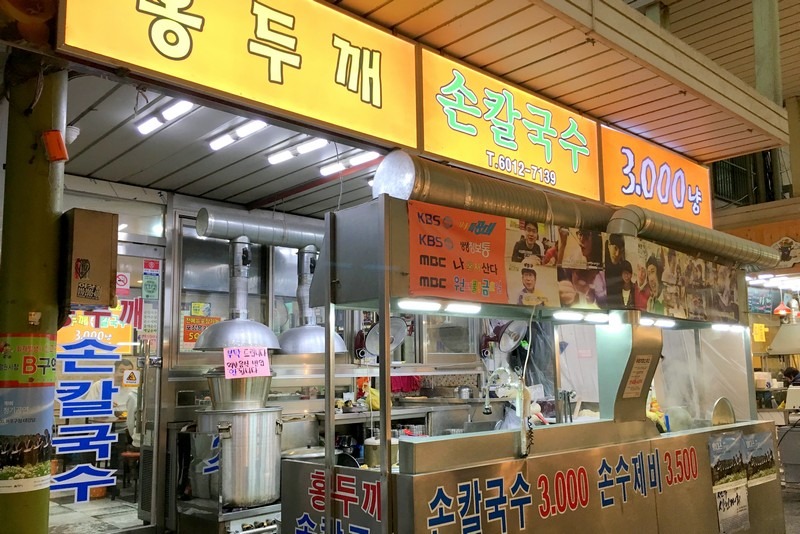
[62,208,118,308]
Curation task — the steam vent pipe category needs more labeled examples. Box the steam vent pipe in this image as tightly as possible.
[371,150,615,231]
[196,207,324,249]
[607,205,781,270]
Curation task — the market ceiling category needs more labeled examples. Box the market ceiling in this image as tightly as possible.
[60,0,792,217]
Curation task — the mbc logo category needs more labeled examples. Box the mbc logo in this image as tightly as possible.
[419,255,446,267]
[419,277,447,288]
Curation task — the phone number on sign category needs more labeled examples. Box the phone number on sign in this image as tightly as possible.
[486,150,557,186]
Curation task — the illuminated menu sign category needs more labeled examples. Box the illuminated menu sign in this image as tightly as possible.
[58,0,417,148]
[601,125,711,228]
[421,49,600,201]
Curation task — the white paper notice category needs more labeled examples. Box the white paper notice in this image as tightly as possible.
[623,354,653,398]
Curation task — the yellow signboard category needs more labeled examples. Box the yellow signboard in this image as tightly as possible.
[601,125,712,228]
[58,0,417,148]
[421,49,600,200]
[57,309,134,355]
[753,323,766,343]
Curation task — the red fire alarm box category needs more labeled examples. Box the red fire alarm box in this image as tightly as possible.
[62,208,118,308]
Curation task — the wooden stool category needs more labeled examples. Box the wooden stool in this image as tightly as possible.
[120,450,141,500]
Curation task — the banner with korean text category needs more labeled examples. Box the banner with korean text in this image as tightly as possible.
[421,49,600,201]
[58,0,417,148]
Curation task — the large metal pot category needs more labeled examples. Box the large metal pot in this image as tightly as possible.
[205,367,272,410]
[197,407,282,507]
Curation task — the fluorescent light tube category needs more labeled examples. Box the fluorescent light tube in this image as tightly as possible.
[320,162,346,176]
[137,117,163,135]
[397,299,441,312]
[117,223,128,231]
[209,134,235,151]
[552,311,584,321]
[296,138,328,154]
[235,120,267,138]
[584,313,609,323]
[267,150,294,165]
[161,100,193,121]
[444,303,481,314]
[654,319,676,328]
[639,318,655,326]
[349,151,380,166]
[712,324,731,331]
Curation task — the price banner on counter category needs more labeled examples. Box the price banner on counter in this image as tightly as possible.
[223,347,271,379]
[601,125,711,228]
[408,201,507,304]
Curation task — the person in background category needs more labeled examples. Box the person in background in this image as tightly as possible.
[87,358,135,417]
[784,367,800,386]
[511,220,543,263]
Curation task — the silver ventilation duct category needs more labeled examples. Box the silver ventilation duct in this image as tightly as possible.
[372,150,615,231]
[196,207,324,249]
[278,245,347,354]
[607,205,781,270]
[194,236,280,351]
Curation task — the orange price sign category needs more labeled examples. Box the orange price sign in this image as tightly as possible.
[184,316,221,343]
[601,125,712,228]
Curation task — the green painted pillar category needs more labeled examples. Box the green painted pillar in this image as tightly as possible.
[0,52,67,534]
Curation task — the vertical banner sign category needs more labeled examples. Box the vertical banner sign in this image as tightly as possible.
[142,259,160,301]
[601,125,712,228]
[58,0,417,148]
[408,201,507,304]
[421,49,600,201]
[0,334,56,495]
[708,432,750,533]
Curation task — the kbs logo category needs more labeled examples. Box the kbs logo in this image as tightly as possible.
[418,235,454,249]
[468,221,496,236]
[416,212,453,228]
[419,255,446,267]
[419,276,447,288]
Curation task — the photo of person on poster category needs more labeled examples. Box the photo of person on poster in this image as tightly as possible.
[551,227,603,269]
[510,220,543,263]
[636,254,666,314]
[558,268,605,309]
[711,264,739,320]
[516,258,549,306]
[604,234,627,308]
[620,260,636,308]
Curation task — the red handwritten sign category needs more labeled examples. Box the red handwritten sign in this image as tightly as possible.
[223,347,271,379]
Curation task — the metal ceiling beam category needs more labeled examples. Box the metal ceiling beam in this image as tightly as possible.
[245,158,383,210]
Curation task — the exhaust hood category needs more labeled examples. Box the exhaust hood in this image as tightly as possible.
[768,322,800,355]
[195,236,280,351]
[278,245,347,354]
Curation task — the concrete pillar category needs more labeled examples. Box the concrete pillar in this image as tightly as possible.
[787,96,800,198]
[0,51,67,534]
[753,0,784,199]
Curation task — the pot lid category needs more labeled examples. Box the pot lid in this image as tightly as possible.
[194,318,280,351]
[281,446,341,459]
[277,325,347,354]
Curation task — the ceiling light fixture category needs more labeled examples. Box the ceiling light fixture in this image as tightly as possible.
[654,319,676,328]
[584,313,609,323]
[296,138,328,154]
[639,317,655,326]
[209,134,235,151]
[758,273,775,279]
[552,311,584,321]
[235,120,268,138]
[397,299,441,312]
[444,303,481,314]
[161,99,194,121]
[267,150,294,165]
[320,162,346,176]
[137,117,163,135]
[118,223,128,231]
[349,151,380,166]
